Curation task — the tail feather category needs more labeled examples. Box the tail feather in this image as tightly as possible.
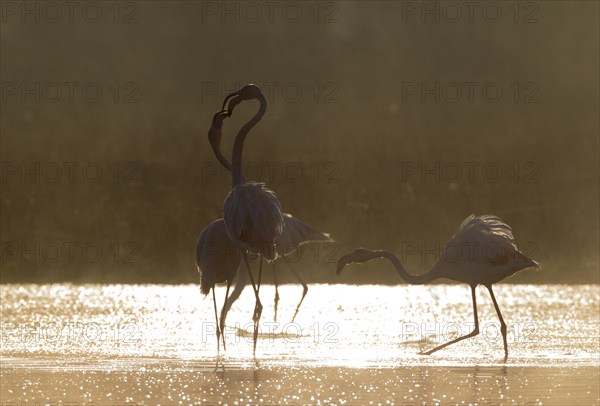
[515,251,541,271]
[277,213,333,256]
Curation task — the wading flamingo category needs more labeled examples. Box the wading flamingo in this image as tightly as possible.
[221,84,284,357]
[336,214,539,360]
[195,111,240,355]
[196,109,321,356]
[207,102,333,325]
[195,218,238,353]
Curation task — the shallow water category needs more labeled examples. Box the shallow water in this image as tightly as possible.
[1,284,599,404]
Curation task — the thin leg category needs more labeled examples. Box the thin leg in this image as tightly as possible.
[273,261,280,322]
[220,279,232,351]
[251,256,264,356]
[254,256,263,321]
[242,253,262,319]
[242,252,262,357]
[256,256,263,294]
[487,285,508,361]
[286,261,308,323]
[220,264,247,340]
[420,285,480,355]
[212,287,221,354]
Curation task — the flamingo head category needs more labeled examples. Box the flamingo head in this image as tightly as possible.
[221,83,263,112]
[208,110,229,151]
[336,248,376,275]
[211,110,228,128]
[237,83,263,100]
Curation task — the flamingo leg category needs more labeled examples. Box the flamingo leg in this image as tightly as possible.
[486,285,508,361]
[220,264,247,340]
[273,260,280,322]
[211,287,221,354]
[285,261,308,323]
[257,256,263,292]
[420,285,480,355]
[242,252,262,357]
[251,256,264,356]
[220,279,232,351]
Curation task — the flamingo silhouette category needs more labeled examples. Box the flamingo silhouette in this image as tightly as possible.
[195,110,241,355]
[196,89,332,356]
[207,100,333,325]
[221,84,285,357]
[337,214,540,360]
[195,217,238,354]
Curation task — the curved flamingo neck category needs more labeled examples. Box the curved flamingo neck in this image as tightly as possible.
[209,118,248,184]
[231,94,266,187]
[213,138,248,185]
[212,143,232,172]
[378,250,441,285]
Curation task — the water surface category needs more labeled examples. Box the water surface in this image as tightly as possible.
[1,284,598,404]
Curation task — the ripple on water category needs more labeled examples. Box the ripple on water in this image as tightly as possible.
[1,284,599,404]
[1,284,599,366]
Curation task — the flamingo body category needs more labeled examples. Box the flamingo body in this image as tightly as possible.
[223,181,284,262]
[436,214,539,286]
[196,219,240,295]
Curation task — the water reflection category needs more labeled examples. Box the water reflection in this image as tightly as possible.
[1,284,598,366]
[0,284,598,404]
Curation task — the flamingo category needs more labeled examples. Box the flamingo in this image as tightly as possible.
[195,107,323,357]
[195,110,240,356]
[195,217,238,354]
[220,84,284,357]
[207,100,333,325]
[336,214,540,360]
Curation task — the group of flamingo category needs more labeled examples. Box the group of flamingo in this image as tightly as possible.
[196,84,333,359]
[196,84,540,362]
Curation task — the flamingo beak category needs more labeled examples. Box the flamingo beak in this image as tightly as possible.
[336,248,374,275]
[210,110,229,131]
[221,90,241,112]
[208,109,231,151]
[336,253,353,275]
[224,95,243,116]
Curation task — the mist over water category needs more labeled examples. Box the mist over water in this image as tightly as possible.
[1,1,598,284]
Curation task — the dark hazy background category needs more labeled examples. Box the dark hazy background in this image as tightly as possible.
[1,1,598,284]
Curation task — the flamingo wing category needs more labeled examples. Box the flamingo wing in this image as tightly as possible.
[276,213,334,256]
[445,214,538,269]
[196,219,241,295]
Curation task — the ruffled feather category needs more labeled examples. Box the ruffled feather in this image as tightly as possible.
[223,181,284,261]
